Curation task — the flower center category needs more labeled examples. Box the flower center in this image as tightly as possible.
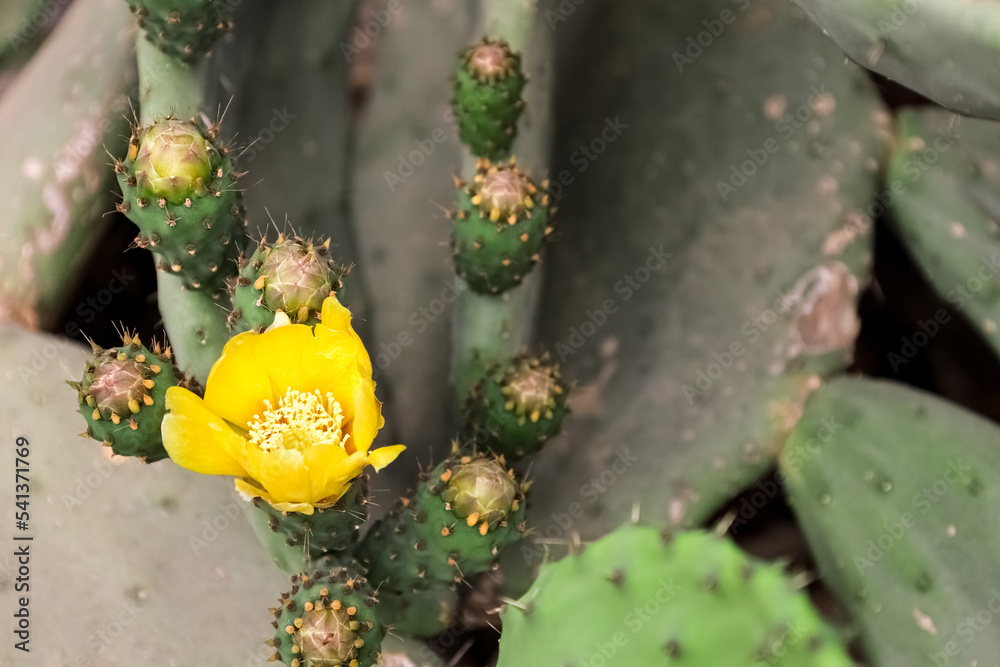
[248,389,349,454]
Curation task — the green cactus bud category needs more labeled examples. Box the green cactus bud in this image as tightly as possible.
[249,475,368,563]
[116,117,246,291]
[498,525,852,667]
[464,353,570,459]
[451,38,526,159]
[451,158,551,294]
[269,566,384,667]
[133,119,213,204]
[128,0,231,65]
[71,333,187,462]
[229,234,343,333]
[356,451,527,633]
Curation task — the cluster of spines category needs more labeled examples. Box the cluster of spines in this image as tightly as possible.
[357,451,528,601]
[268,567,384,667]
[451,37,527,160]
[228,232,344,333]
[252,476,369,558]
[115,116,247,293]
[128,0,232,64]
[450,157,553,294]
[70,332,187,462]
[464,353,570,459]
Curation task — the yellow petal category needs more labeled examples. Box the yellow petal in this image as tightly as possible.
[233,479,316,515]
[368,444,406,471]
[239,444,318,505]
[345,378,383,454]
[303,445,359,502]
[320,295,354,333]
[203,331,277,427]
[161,387,249,476]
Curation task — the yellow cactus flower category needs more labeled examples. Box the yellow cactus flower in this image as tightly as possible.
[161,296,404,514]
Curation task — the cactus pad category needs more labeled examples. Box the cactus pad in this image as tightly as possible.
[357,452,527,598]
[464,353,569,459]
[451,38,526,159]
[269,567,384,667]
[128,0,231,64]
[497,524,851,666]
[451,158,550,294]
[116,117,246,291]
[71,333,186,462]
[230,233,344,333]
[781,377,1000,666]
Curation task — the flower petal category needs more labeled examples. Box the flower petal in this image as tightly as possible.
[233,479,316,515]
[344,378,384,454]
[368,444,406,472]
[203,331,277,427]
[304,447,369,503]
[239,445,318,505]
[161,387,249,476]
[320,295,354,333]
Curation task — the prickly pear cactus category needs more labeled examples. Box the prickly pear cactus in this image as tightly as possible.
[451,38,526,160]
[793,0,1000,120]
[269,568,384,667]
[497,524,852,666]
[451,158,550,294]
[358,452,527,598]
[885,108,1000,361]
[116,117,246,291]
[526,0,887,540]
[71,334,185,462]
[781,377,1000,667]
[463,353,569,459]
[230,233,343,333]
[128,0,230,64]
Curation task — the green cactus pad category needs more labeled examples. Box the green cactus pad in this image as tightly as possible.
[116,117,246,291]
[781,377,1000,666]
[497,524,851,666]
[451,158,550,294]
[247,475,368,561]
[71,333,186,462]
[377,588,459,638]
[230,234,343,333]
[269,567,384,667]
[886,108,1000,362]
[128,0,231,65]
[357,452,527,606]
[464,353,570,459]
[793,0,1000,120]
[451,38,526,159]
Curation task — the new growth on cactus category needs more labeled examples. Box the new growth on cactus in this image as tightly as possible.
[451,157,551,294]
[128,0,231,65]
[464,353,570,459]
[269,567,385,667]
[230,233,344,333]
[71,332,187,462]
[452,37,527,160]
[116,116,246,291]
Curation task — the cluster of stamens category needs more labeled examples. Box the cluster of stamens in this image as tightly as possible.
[248,388,349,454]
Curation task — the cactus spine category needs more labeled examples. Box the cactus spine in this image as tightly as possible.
[128,0,231,65]
[71,333,186,462]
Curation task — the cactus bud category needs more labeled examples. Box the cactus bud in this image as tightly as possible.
[464,353,570,459]
[230,234,343,333]
[133,120,213,205]
[451,158,551,294]
[271,566,384,667]
[117,117,246,291]
[442,457,518,525]
[452,37,526,159]
[72,334,188,462]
